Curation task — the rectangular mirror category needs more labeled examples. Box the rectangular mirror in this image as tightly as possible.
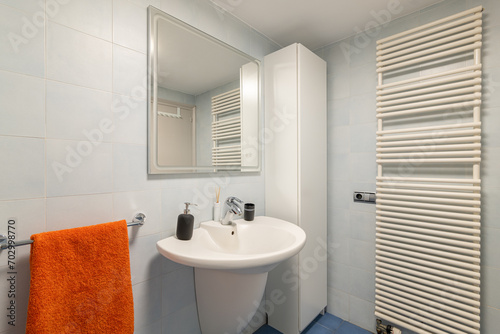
[148,6,261,174]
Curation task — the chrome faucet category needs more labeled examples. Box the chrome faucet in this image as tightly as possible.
[220,196,243,225]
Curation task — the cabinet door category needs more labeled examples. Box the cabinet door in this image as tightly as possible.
[265,43,300,334]
[297,43,328,332]
[264,44,299,225]
[265,43,327,334]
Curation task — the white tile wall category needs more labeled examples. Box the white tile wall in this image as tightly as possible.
[0,0,277,332]
[349,94,376,125]
[348,62,377,96]
[0,0,40,13]
[162,302,201,334]
[45,194,114,231]
[329,125,350,154]
[349,123,376,153]
[348,239,375,272]
[48,0,113,41]
[111,95,148,145]
[46,21,113,91]
[349,210,375,243]
[482,306,500,334]
[348,295,376,331]
[0,70,45,137]
[482,185,500,229]
[348,267,375,302]
[162,267,196,317]
[112,45,147,96]
[112,190,163,238]
[46,139,114,197]
[327,287,349,321]
[46,81,113,141]
[328,152,350,182]
[134,319,162,334]
[328,97,350,127]
[483,70,500,109]
[0,137,45,201]
[132,276,163,330]
[112,0,148,53]
[328,70,350,100]
[112,143,155,192]
[482,227,500,268]
[483,266,500,309]
[129,233,164,284]
[327,261,349,291]
[0,6,45,77]
[349,152,376,183]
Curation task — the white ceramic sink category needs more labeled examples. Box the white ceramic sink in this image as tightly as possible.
[156,216,306,273]
[157,215,306,334]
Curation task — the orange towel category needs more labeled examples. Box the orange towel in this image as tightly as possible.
[26,220,134,334]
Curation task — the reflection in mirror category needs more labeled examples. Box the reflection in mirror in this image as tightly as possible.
[148,6,260,174]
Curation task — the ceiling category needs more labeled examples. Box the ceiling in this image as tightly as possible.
[210,0,444,50]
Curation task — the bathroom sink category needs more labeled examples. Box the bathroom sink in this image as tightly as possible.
[157,216,306,334]
[156,216,306,272]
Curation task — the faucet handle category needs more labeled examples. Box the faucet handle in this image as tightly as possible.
[226,196,243,204]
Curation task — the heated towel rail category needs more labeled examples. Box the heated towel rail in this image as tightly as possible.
[0,213,146,250]
[212,88,242,167]
[375,6,482,334]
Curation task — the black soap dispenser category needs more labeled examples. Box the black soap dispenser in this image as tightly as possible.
[176,202,197,240]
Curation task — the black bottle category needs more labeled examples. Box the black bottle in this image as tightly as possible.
[176,202,197,240]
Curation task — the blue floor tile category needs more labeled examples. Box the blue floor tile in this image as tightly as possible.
[302,322,334,334]
[254,313,370,334]
[312,313,324,323]
[336,321,372,334]
[317,313,343,331]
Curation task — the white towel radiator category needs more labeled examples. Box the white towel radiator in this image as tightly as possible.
[375,6,483,333]
[211,87,242,167]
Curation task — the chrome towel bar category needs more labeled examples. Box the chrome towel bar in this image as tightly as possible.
[0,213,146,250]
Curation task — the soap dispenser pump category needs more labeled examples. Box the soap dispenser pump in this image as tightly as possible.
[176,202,197,240]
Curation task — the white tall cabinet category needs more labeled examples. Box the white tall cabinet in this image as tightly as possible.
[264,43,327,333]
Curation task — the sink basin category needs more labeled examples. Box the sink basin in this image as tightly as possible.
[156,215,306,334]
[156,216,306,273]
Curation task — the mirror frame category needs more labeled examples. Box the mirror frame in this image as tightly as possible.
[147,6,261,174]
